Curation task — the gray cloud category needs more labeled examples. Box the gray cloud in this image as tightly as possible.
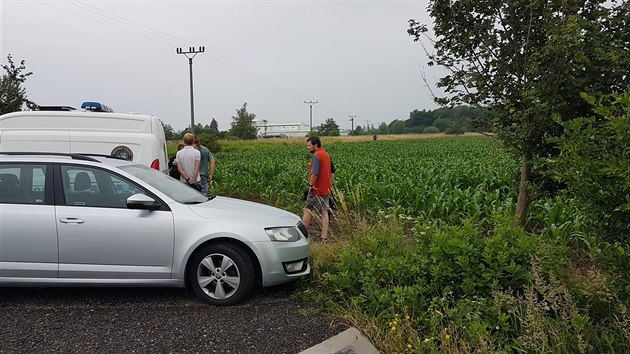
[2,0,441,131]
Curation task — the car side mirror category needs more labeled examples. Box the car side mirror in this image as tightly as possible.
[127,193,159,210]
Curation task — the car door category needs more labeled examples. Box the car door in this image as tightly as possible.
[55,164,175,280]
[0,163,58,278]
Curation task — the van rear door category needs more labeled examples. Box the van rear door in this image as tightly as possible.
[150,117,169,174]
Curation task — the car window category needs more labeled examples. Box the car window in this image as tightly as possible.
[0,164,47,205]
[61,165,146,208]
[119,164,207,204]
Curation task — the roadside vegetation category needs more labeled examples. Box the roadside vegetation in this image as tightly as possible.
[182,120,628,352]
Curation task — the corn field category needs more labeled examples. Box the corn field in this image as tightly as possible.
[212,136,521,224]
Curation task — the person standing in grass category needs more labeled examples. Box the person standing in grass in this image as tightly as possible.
[193,135,216,195]
[168,143,185,180]
[302,136,332,241]
[175,133,201,191]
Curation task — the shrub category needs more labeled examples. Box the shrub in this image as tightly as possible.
[432,117,452,132]
[197,132,222,153]
[549,92,630,242]
[306,218,550,316]
[445,126,465,135]
[301,217,582,352]
[423,126,441,134]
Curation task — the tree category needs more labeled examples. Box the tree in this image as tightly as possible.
[377,122,390,135]
[550,92,630,242]
[407,109,436,127]
[389,120,406,134]
[162,122,178,140]
[351,126,365,135]
[210,118,219,133]
[317,118,340,136]
[409,0,630,225]
[402,105,490,133]
[0,54,36,114]
[229,103,257,140]
[432,118,452,132]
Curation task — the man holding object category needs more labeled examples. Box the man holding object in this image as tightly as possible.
[302,136,332,241]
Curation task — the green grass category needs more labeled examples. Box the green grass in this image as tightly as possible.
[173,135,630,353]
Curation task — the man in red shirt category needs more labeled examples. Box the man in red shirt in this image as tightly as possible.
[303,136,332,241]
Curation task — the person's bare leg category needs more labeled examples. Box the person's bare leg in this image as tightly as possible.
[302,208,312,228]
[321,208,329,240]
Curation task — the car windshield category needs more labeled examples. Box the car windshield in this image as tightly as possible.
[119,164,209,204]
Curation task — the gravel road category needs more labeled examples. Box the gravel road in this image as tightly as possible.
[0,284,345,353]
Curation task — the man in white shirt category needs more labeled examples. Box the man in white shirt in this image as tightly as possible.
[175,133,201,190]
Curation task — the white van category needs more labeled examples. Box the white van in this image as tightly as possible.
[0,110,169,174]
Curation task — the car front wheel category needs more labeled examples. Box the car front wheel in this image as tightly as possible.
[188,244,255,306]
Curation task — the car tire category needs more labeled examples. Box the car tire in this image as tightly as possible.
[188,243,255,306]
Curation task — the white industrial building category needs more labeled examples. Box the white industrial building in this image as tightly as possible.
[254,120,310,138]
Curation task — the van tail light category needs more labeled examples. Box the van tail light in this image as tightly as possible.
[151,159,160,170]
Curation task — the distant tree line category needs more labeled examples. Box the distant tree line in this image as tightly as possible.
[350,105,491,136]
[163,103,258,151]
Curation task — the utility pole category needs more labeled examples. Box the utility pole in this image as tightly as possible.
[261,119,268,137]
[304,100,318,132]
[349,115,356,132]
[177,46,205,133]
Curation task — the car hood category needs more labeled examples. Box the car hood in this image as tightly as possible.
[188,196,301,227]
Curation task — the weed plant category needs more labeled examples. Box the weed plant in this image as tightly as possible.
[299,213,630,353]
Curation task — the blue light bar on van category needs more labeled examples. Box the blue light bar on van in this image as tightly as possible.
[81,101,114,113]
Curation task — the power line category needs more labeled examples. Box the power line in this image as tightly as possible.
[33,0,179,48]
[65,0,309,100]
[30,0,351,121]
[63,0,186,45]
[69,0,192,44]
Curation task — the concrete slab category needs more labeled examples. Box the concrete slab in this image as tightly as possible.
[299,327,380,354]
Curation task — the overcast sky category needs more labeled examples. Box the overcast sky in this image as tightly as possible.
[1,0,441,131]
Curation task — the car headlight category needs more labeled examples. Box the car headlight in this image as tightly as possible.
[265,227,301,242]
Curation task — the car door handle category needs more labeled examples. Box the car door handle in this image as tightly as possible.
[59,217,84,224]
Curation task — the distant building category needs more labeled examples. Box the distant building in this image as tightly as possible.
[254,120,310,138]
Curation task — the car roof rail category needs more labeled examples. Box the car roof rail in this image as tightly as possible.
[36,105,77,111]
[0,152,101,162]
[72,153,131,161]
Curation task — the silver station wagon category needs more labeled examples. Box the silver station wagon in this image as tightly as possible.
[0,153,310,305]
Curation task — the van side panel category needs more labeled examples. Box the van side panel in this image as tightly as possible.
[0,112,168,174]
[0,130,70,152]
[69,132,144,163]
[0,114,148,132]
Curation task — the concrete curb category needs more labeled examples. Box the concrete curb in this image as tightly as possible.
[298,327,380,354]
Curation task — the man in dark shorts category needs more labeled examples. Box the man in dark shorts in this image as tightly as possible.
[302,136,332,241]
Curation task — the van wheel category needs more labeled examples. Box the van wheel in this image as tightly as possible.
[188,244,255,306]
